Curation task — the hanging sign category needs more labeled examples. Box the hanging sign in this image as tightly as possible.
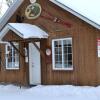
[25,3,42,19]
[97,38,100,57]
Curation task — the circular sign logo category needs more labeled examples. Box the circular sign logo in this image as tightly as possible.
[30,0,36,4]
[25,3,42,19]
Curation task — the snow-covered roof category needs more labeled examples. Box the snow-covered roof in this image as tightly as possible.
[0,0,24,31]
[0,23,48,41]
[50,0,100,29]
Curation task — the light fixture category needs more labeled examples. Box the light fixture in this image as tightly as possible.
[46,48,51,56]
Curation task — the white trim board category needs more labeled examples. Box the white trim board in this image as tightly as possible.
[0,0,24,31]
[50,0,100,30]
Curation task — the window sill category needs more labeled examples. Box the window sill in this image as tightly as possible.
[6,68,19,70]
[53,67,73,71]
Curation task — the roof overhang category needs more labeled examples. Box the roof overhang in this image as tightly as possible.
[0,23,49,41]
[50,0,100,30]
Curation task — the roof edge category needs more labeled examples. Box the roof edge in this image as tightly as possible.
[0,24,23,41]
[50,0,100,30]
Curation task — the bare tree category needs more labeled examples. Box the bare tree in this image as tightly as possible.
[6,0,14,7]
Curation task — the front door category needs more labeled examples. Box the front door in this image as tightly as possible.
[29,42,41,85]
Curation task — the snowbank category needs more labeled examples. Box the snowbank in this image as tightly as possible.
[0,84,100,100]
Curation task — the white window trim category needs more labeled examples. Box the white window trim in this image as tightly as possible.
[5,43,19,70]
[0,0,24,30]
[52,38,73,70]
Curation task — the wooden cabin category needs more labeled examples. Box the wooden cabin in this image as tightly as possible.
[0,0,100,86]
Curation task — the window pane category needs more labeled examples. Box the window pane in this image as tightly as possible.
[54,41,58,47]
[8,62,12,68]
[55,54,62,68]
[63,40,67,46]
[68,46,72,53]
[58,47,62,54]
[55,62,62,68]
[64,47,67,54]
[55,55,62,62]
[63,62,68,68]
[67,39,72,45]
[58,40,61,47]
[68,61,72,66]
[64,54,67,61]
[68,54,72,61]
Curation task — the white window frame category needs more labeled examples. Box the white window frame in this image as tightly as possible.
[0,0,24,30]
[5,42,19,70]
[52,38,73,70]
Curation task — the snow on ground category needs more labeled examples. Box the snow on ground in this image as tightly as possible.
[0,84,100,100]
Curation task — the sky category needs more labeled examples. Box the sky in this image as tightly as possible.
[0,0,14,18]
[0,0,9,18]
[56,0,100,25]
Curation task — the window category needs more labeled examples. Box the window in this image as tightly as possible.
[5,42,19,69]
[52,38,73,70]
